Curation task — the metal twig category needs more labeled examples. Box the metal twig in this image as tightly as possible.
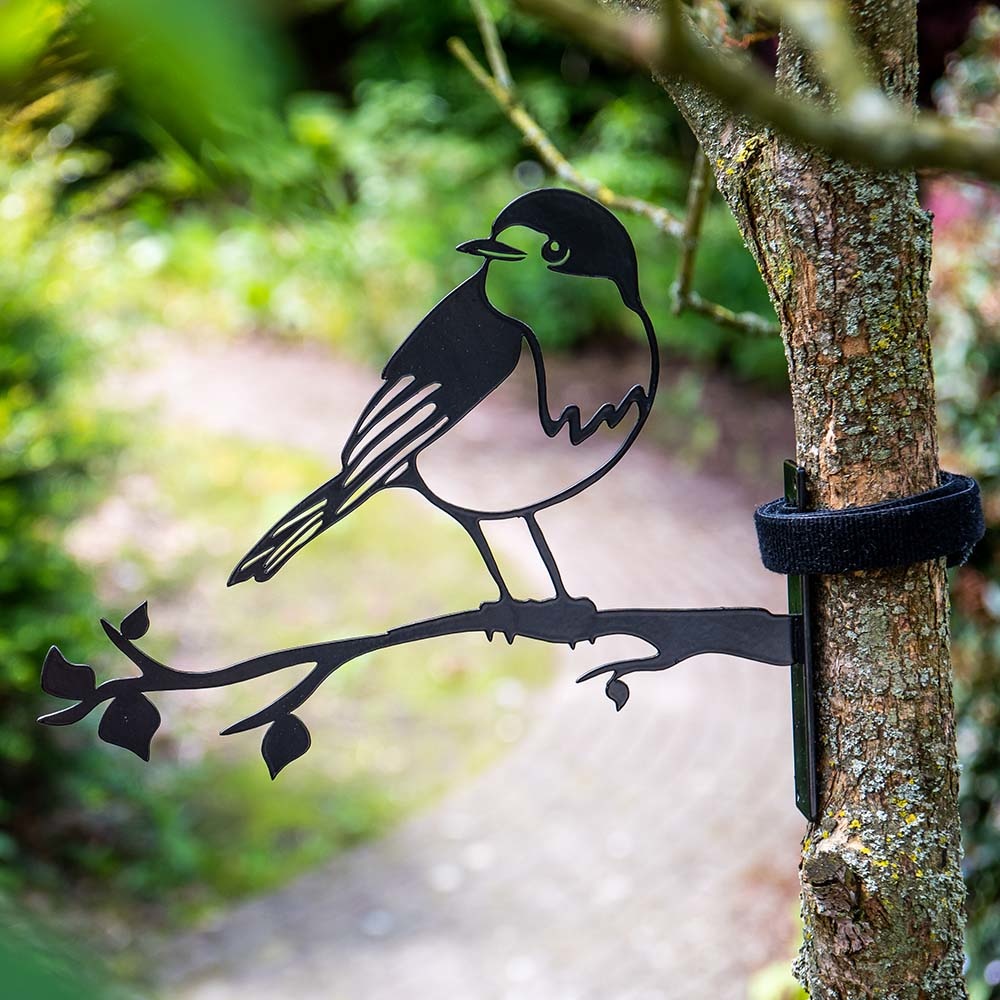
[39,601,797,737]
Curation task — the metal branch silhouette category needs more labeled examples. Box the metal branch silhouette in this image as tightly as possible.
[38,189,814,815]
[39,599,796,776]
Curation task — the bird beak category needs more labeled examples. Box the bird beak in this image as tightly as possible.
[456,237,527,261]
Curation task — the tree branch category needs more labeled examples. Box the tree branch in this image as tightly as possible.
[671,147,713,313]
[684,289,780,337]
[471,0,516,91]
[669,144,778,336]
[752,0,886,113]
[514,0,1000,183]
[39,598,795,775]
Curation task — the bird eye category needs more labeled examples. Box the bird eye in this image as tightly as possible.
[541,240,571,266]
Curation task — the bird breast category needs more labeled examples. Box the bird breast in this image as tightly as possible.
[414,347,643,516]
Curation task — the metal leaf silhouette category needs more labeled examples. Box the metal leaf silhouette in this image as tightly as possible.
[120,601,150,640]
[606,678,630,711]
[261,714,311,779]
[40,646,96,701]
[98,693,161,760]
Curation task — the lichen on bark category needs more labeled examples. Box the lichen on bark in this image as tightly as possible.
[604,1,969,996]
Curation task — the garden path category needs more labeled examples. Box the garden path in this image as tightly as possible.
[142,334,803,1000]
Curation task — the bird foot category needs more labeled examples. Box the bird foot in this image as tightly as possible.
[480,596,523,645]
[479,594,599,647]
[540,594,599,642]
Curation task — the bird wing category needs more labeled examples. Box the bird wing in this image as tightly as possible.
[337,270,527,485]
[338,373,451,496]
[521,331,649,446]
[228,374,450,586]
[229,273,525,586]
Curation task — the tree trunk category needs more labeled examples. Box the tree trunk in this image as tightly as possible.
[608,1,969,995]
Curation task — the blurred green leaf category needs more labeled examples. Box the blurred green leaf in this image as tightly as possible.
[0,914,117,1000]
[86,0,295,171]
[0,0,64,83]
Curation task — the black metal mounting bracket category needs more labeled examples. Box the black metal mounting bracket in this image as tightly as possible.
[784,461,819,822]
[36,190,820,823]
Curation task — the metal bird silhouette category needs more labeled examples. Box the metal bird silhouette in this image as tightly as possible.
[228,189,658,600]
[39,188,819,816]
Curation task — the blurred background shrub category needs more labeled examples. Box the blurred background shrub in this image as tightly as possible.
[1,0,782,374]
[0,63,119,887]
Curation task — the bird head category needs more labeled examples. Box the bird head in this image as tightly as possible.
[457,188,643,313]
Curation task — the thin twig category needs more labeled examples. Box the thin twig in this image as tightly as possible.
[514,0,1000,183]
[724,30,777,50]
[671,144,777,337]
[671,147,713,314]
[685,290,780,337]
[76,162,164,221]
[448,35,685,239]
[471,0,515,91]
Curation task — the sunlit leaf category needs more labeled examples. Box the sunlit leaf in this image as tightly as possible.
[86,0,294,170]
[0,0,63,84]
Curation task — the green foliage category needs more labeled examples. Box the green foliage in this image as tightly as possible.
[0,0,63,85]
[250,0,780,376]
[0,78,121,887]
[0,285,105,760]
[48,92,780,385]
[0,903,124,1000]
[3,0,778,380]
[85,0,293,162]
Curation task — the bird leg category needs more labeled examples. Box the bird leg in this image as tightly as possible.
[452,513,514,603]
[449,515,537,644]
[523,513,597,648]
[524,512,570,599]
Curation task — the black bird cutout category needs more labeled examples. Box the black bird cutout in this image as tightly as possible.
[38,187,816,814]
[228,188,659,601]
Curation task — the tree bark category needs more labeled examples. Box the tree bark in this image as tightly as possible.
[605,1,969,996]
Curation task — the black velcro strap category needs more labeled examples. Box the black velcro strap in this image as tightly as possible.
[755,471,984,575]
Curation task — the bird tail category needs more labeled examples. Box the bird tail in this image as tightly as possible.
[228,473,351,586]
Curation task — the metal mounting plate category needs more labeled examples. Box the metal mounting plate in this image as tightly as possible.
[785,461,819,822]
